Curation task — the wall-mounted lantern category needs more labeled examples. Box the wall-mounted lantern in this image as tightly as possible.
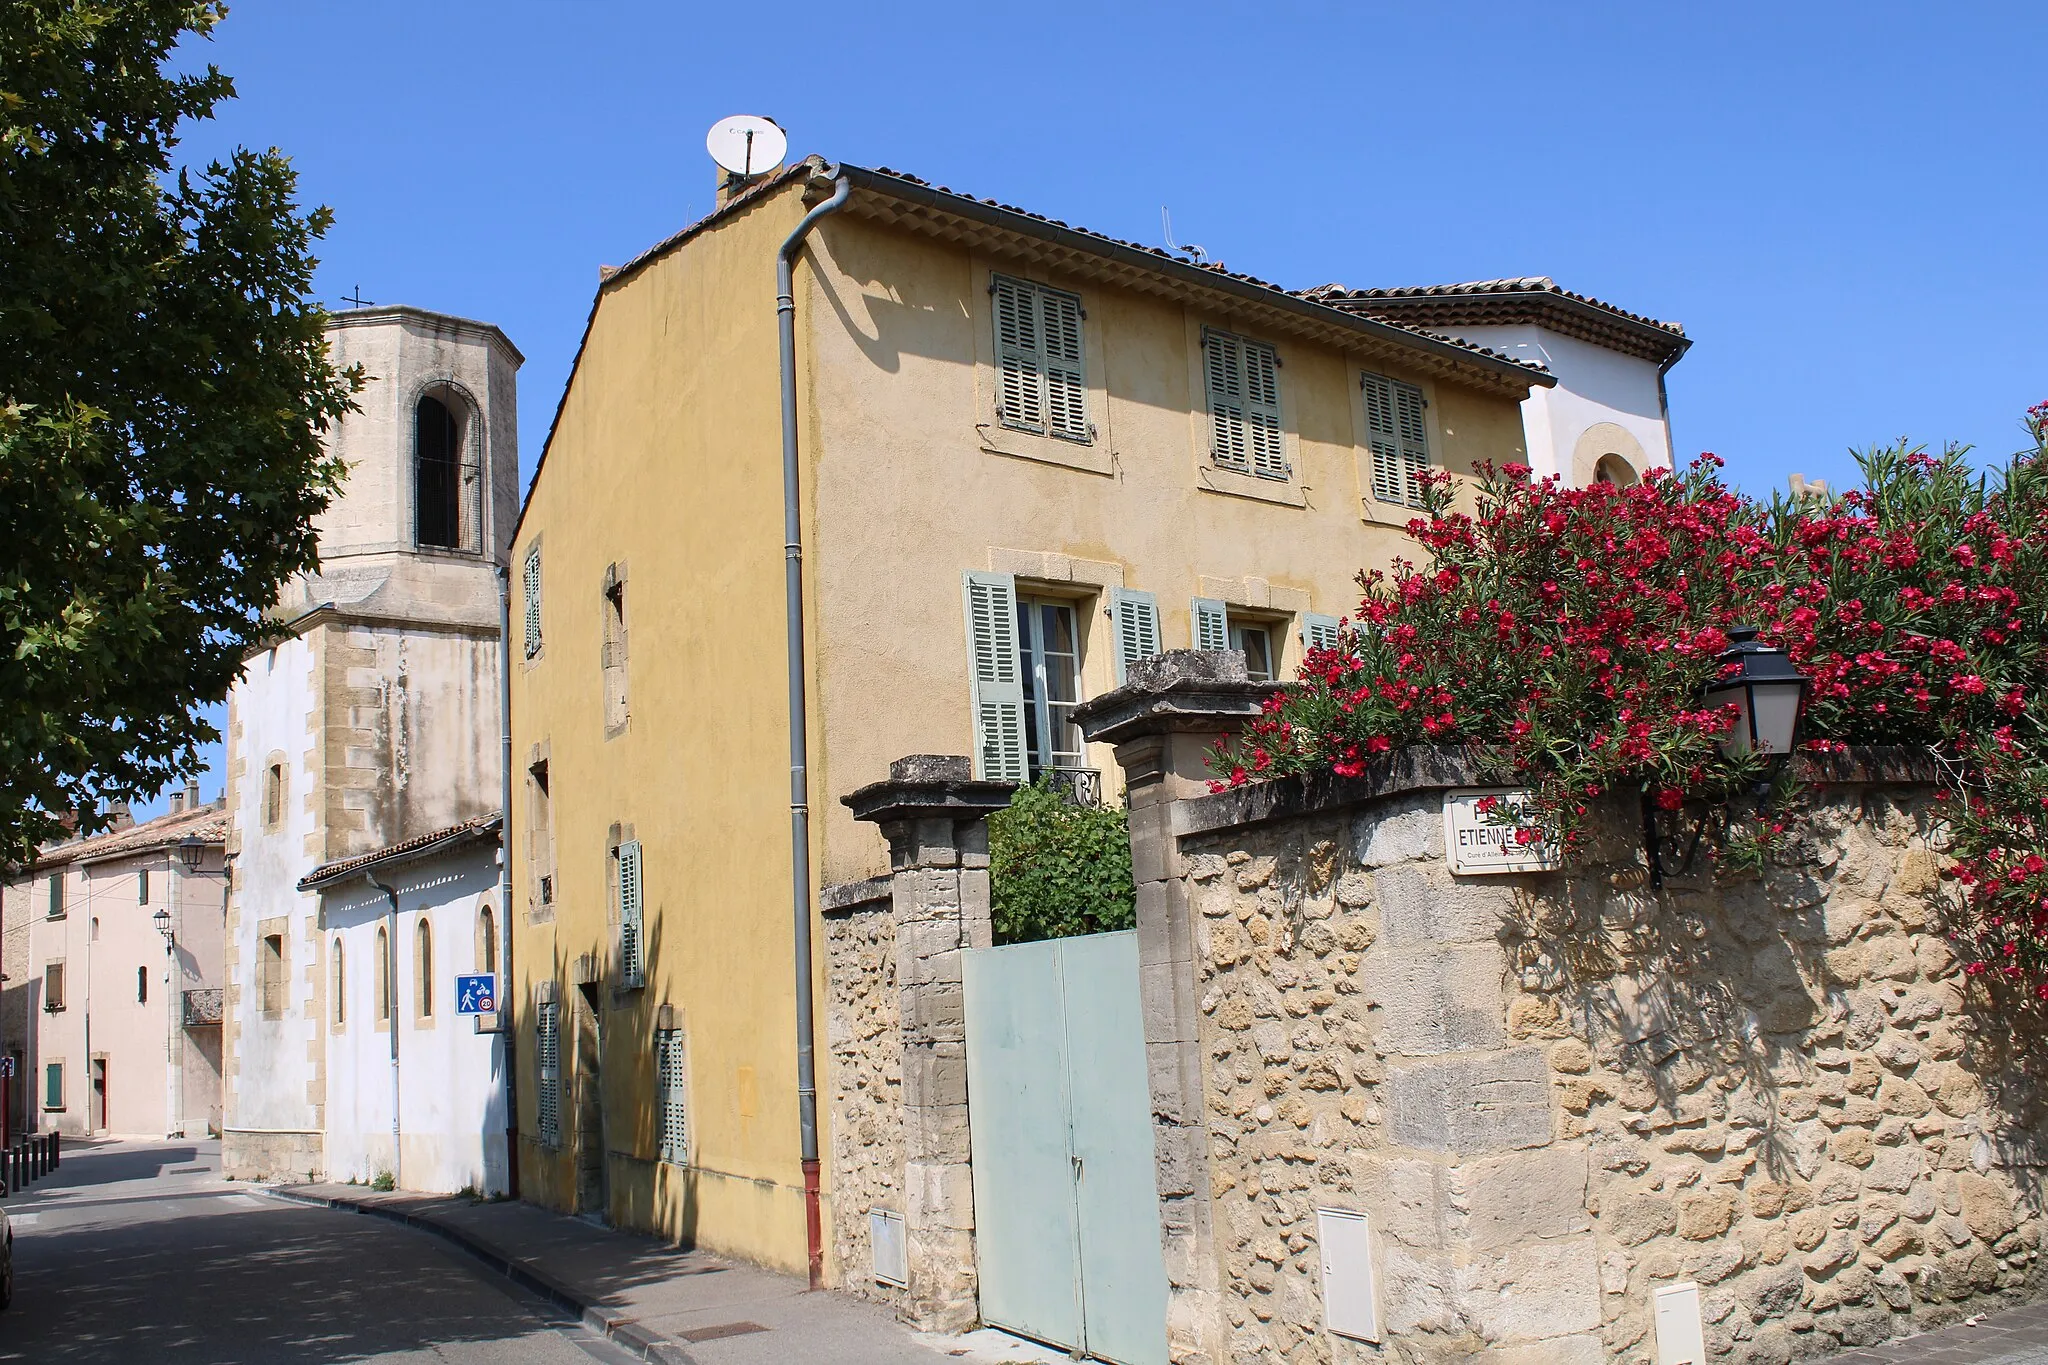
[1704,627,1809,758]
[1644,626,1810,887]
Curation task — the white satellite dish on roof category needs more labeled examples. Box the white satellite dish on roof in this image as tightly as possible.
[706,115,787,179]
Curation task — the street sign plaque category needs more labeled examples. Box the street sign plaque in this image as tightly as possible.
[455,973,498,1015]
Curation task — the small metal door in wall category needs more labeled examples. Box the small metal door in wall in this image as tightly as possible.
[963,930,1168,1365]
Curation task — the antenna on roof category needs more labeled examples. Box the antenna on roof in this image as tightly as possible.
[707,115,788,180]
[1162,207,1207,263]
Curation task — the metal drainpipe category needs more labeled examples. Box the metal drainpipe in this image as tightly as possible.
[364,871,402,1189]
[497,564,519,1200]
[776,165,850,1291]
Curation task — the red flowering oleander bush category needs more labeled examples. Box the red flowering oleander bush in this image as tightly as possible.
[1211,404,2048,990]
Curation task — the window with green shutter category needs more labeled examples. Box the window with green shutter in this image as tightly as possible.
[522,545,543,658]
[656,1026,688,1165]
[1191,597,1229,653]
[617,840,644,988]
[1109,587,1160,684]
[536,1000,561,1147]
[1362,372,1432,509]
[962,572,1028,782]
[1204,329,1287,480]
[992,275,1090,443]
[1303,613,1342,653]
[44,1061,62,1110]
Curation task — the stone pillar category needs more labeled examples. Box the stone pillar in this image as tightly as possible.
[1073,652,1277,1365]
[843,755,1013,1333]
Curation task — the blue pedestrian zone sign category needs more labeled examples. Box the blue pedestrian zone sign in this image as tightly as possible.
[455,974,498,1015]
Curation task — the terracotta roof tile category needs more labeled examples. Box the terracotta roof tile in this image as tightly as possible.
[32,803,225,870]
[1305,277,1689,364]
[298,813,503,891]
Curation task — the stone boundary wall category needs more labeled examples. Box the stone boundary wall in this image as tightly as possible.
[1166,764,2048,1364]
[823,880,907,1310]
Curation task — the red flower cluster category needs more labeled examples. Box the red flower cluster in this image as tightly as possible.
[1211,415,2048,991]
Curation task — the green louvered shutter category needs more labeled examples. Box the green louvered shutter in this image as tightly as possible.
[1041,286,1089,441]
[962,572,1027,782]
[993,275,1044,434]
[656,1028,688,1165]
[1303,613,1341,653]
[1362,373,1405,505]
[1204,329,1249,472]
[618,840,644,987]
[1394,381,1431,507]
[1192,598,1230,653]
[1110,587,1161,684]
[536,1001,561,1147]
[1243,340,1288,479]
[522,546,543,657]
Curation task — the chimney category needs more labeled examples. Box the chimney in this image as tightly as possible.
[185,778,201,811]
[110,801,135,830]
[168,791,183,815]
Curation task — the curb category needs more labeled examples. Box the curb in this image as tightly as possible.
[261,1185,698,1365]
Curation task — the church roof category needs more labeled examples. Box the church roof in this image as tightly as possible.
[1303,277,1690,365]
[298,813,503,892]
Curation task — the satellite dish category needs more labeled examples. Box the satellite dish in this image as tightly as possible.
[706,115,787,179]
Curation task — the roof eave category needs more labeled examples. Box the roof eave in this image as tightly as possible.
[835,165,1554,396]
[297,815,503,892]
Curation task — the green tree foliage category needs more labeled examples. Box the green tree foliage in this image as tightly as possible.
[1,1,357,859]
[988,779,1136,945]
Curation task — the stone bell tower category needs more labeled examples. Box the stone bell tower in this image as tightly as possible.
[220,306,520,1180]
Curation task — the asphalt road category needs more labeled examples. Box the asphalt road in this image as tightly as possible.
[0,1138,641,1364]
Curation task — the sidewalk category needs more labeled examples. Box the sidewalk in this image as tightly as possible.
[1824,1299,2048,1364]
[265,1182,1063,1365]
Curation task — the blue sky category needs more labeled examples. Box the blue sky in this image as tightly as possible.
[137,1,2048,816]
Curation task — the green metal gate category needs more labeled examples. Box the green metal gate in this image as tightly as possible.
[963,931,1169,1365]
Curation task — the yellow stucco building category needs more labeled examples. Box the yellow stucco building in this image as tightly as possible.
[507,157,1557,1276]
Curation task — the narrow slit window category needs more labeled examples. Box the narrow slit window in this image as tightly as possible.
[417,918,434,1019]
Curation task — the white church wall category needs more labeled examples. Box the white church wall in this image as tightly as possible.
[222,635,326,1177]
[320,846,507,1194]
[1452,323,1674,484]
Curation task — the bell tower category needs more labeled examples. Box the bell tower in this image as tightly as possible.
[220,305,521,1181]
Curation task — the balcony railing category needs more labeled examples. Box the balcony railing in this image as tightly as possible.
[183,988,224,1027]
[1044,766,1104,808]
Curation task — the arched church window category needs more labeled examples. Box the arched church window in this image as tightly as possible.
[1594,454,1640,488]
[415,395,466,549]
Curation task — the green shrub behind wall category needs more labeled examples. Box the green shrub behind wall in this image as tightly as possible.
[988,779,1137,945]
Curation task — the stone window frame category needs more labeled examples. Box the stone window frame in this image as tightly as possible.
[405,375,489,558]
[600,560,630,739]
[331,935,347,1031]
[42,959,65,1012]
[1184,316,1307,510]
[476,903,498,980]
[526,746,556,925]
[414,913,435,1024]
[257,917,288,1020]
[262,752,288,833]
[374,923,392,1033]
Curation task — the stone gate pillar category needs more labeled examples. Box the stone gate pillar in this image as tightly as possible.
[1072,652,1276,1365]
[843,755,1013,1333]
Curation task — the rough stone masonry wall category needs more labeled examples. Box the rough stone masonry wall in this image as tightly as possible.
[824,892,906,1307]
[1175,777,2048,1364]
